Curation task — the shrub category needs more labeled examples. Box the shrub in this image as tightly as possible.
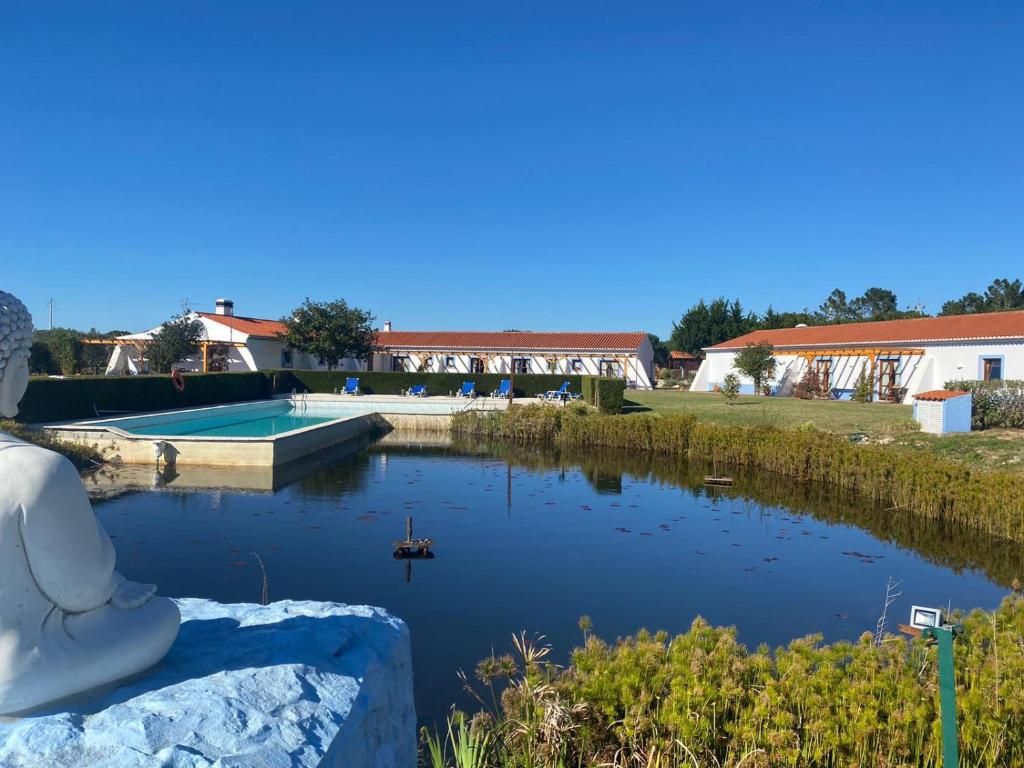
[721,373,740,403]
[442,595,1024,768]
[793,368,825,399]
[1,420,104,469]
[851,368,873,402]
[945,379,1024,429]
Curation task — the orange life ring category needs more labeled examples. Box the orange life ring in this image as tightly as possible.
[171,369,185,392]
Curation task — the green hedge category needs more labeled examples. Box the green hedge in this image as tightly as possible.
[945,378,1024,429]
[579,376,626,413]
[270,370,582,398]
[16,369,619,423]
[17,372,270,423]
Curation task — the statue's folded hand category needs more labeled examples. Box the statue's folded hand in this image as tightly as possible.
[110,578,157,610]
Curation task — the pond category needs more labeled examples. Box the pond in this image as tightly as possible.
[88,433,1014,725]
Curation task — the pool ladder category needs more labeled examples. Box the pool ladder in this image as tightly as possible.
[291,388,309,414]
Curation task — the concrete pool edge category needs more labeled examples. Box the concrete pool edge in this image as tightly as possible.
[46,412,383,467]
[42,394,504,466]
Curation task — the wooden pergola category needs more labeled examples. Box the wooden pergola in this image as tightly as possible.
[380,348,636,383]
[81,338,246,372]
[786,347,925,399]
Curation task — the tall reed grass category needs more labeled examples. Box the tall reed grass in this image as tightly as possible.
[452,406,1024,543]
[424,596,1024,767]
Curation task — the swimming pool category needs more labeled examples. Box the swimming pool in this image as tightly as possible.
[48,396,504,466]
[91,397,476,438]
[98,404,335,437]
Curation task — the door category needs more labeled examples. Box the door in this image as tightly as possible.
[814,359,831,393]
[878,359,897,400]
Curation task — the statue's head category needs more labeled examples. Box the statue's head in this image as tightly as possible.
[0,291,33,418]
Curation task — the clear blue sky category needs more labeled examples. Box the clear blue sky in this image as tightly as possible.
[2,2,1022,338]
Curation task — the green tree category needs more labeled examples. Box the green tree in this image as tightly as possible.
[146,314,205,373]
[942,278,1024,315]
[46,328,84,375]
[851,368,873,402]
[758,306,818,329]
[732,342,776,394]
[720,372,740,403]
[819,289,855,323]
[647,334,670,368]
[278,298,376,370]
[851,287,899,320]
[670,298,755,355]
[29,341,56,375]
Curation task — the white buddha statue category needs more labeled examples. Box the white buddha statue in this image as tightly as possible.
[0,290,180,715]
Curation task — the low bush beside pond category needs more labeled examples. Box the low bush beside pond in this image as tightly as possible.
[452,405,1024,543]
[426,595,1024,768]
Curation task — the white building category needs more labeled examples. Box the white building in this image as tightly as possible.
[100,302,655,386]
[101,299,334,375]
[690,310,1024,402]
[369,326,655,388]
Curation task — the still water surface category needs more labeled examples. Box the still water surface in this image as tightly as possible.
[90,435,1012,724]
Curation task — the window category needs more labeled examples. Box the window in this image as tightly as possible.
[443,356,456,372]
[982,357,1003,381]
[391,355,408,372]
[280,348,293,369]
[571,358,584,373]
[469,357,485,374]
[599,359,621,377]
[512,357,531,374]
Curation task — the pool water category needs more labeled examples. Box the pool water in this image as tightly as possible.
[122,410,335,438]
[91,398,471,437]
[92,439,1011,725]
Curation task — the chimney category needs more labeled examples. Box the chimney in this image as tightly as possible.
[215,298,234,317]
[383,320,392,332]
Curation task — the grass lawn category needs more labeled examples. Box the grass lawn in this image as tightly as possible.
[624,390,1024,475]
[624,390,914,434]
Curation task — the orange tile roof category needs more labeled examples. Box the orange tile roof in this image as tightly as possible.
[375,330,648,352]
[197,312,288,339]
[914,390,970,401]
[707,310,1024,350]
[670,350,699,359]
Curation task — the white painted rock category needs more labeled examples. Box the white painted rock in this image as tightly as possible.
[0,599,416,768]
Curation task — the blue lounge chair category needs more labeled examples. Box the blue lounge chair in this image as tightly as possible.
[456,381,476,398]
[491,379,511,398]
[540,381,572,401]
[407,384,427,397]
[343,377,360,395]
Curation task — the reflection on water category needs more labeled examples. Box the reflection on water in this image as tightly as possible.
[90,433,1012,725]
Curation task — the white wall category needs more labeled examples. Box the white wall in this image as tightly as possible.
[692,340,1024,401]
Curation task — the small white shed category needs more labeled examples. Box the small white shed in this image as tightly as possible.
[912,390,972,434]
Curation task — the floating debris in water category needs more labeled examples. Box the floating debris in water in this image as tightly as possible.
[614,527,631,534]
[762,556,778,563]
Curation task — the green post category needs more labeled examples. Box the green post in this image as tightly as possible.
[923,625,963,767]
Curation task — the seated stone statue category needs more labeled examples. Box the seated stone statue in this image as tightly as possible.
[0,291,180,715]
